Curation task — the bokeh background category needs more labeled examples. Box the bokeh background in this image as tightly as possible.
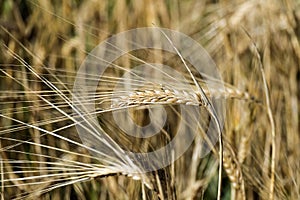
[0,0,299,199]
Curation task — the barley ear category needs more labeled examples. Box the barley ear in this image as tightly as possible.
[223,143,246,200]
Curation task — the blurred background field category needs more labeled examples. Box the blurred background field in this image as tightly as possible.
[0,0,299,199]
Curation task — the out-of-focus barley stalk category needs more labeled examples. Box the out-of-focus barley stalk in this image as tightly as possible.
[244,31,276,200]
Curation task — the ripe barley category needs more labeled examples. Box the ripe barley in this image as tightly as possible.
[1,0,297,199]
[223,143,246,200]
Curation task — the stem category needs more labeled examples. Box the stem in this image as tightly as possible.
[243,28,276,200]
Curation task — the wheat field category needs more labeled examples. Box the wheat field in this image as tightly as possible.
[0,0,299,199]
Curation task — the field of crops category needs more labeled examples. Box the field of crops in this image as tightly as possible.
[0,0,299,199]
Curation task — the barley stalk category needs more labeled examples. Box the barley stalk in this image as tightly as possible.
[223,143,246,200]
[244,29,276,200]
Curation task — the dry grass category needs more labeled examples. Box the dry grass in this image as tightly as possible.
[0,0,299,199]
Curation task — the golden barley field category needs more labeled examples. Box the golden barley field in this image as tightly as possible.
[0,0,299,199]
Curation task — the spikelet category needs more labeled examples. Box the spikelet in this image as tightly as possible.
[111,83,256,109]
[111,86,204,108]
[223,143,246,199]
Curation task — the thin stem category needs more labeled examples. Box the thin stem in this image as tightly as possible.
[243,28,276,200]
[159,27,223,200]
